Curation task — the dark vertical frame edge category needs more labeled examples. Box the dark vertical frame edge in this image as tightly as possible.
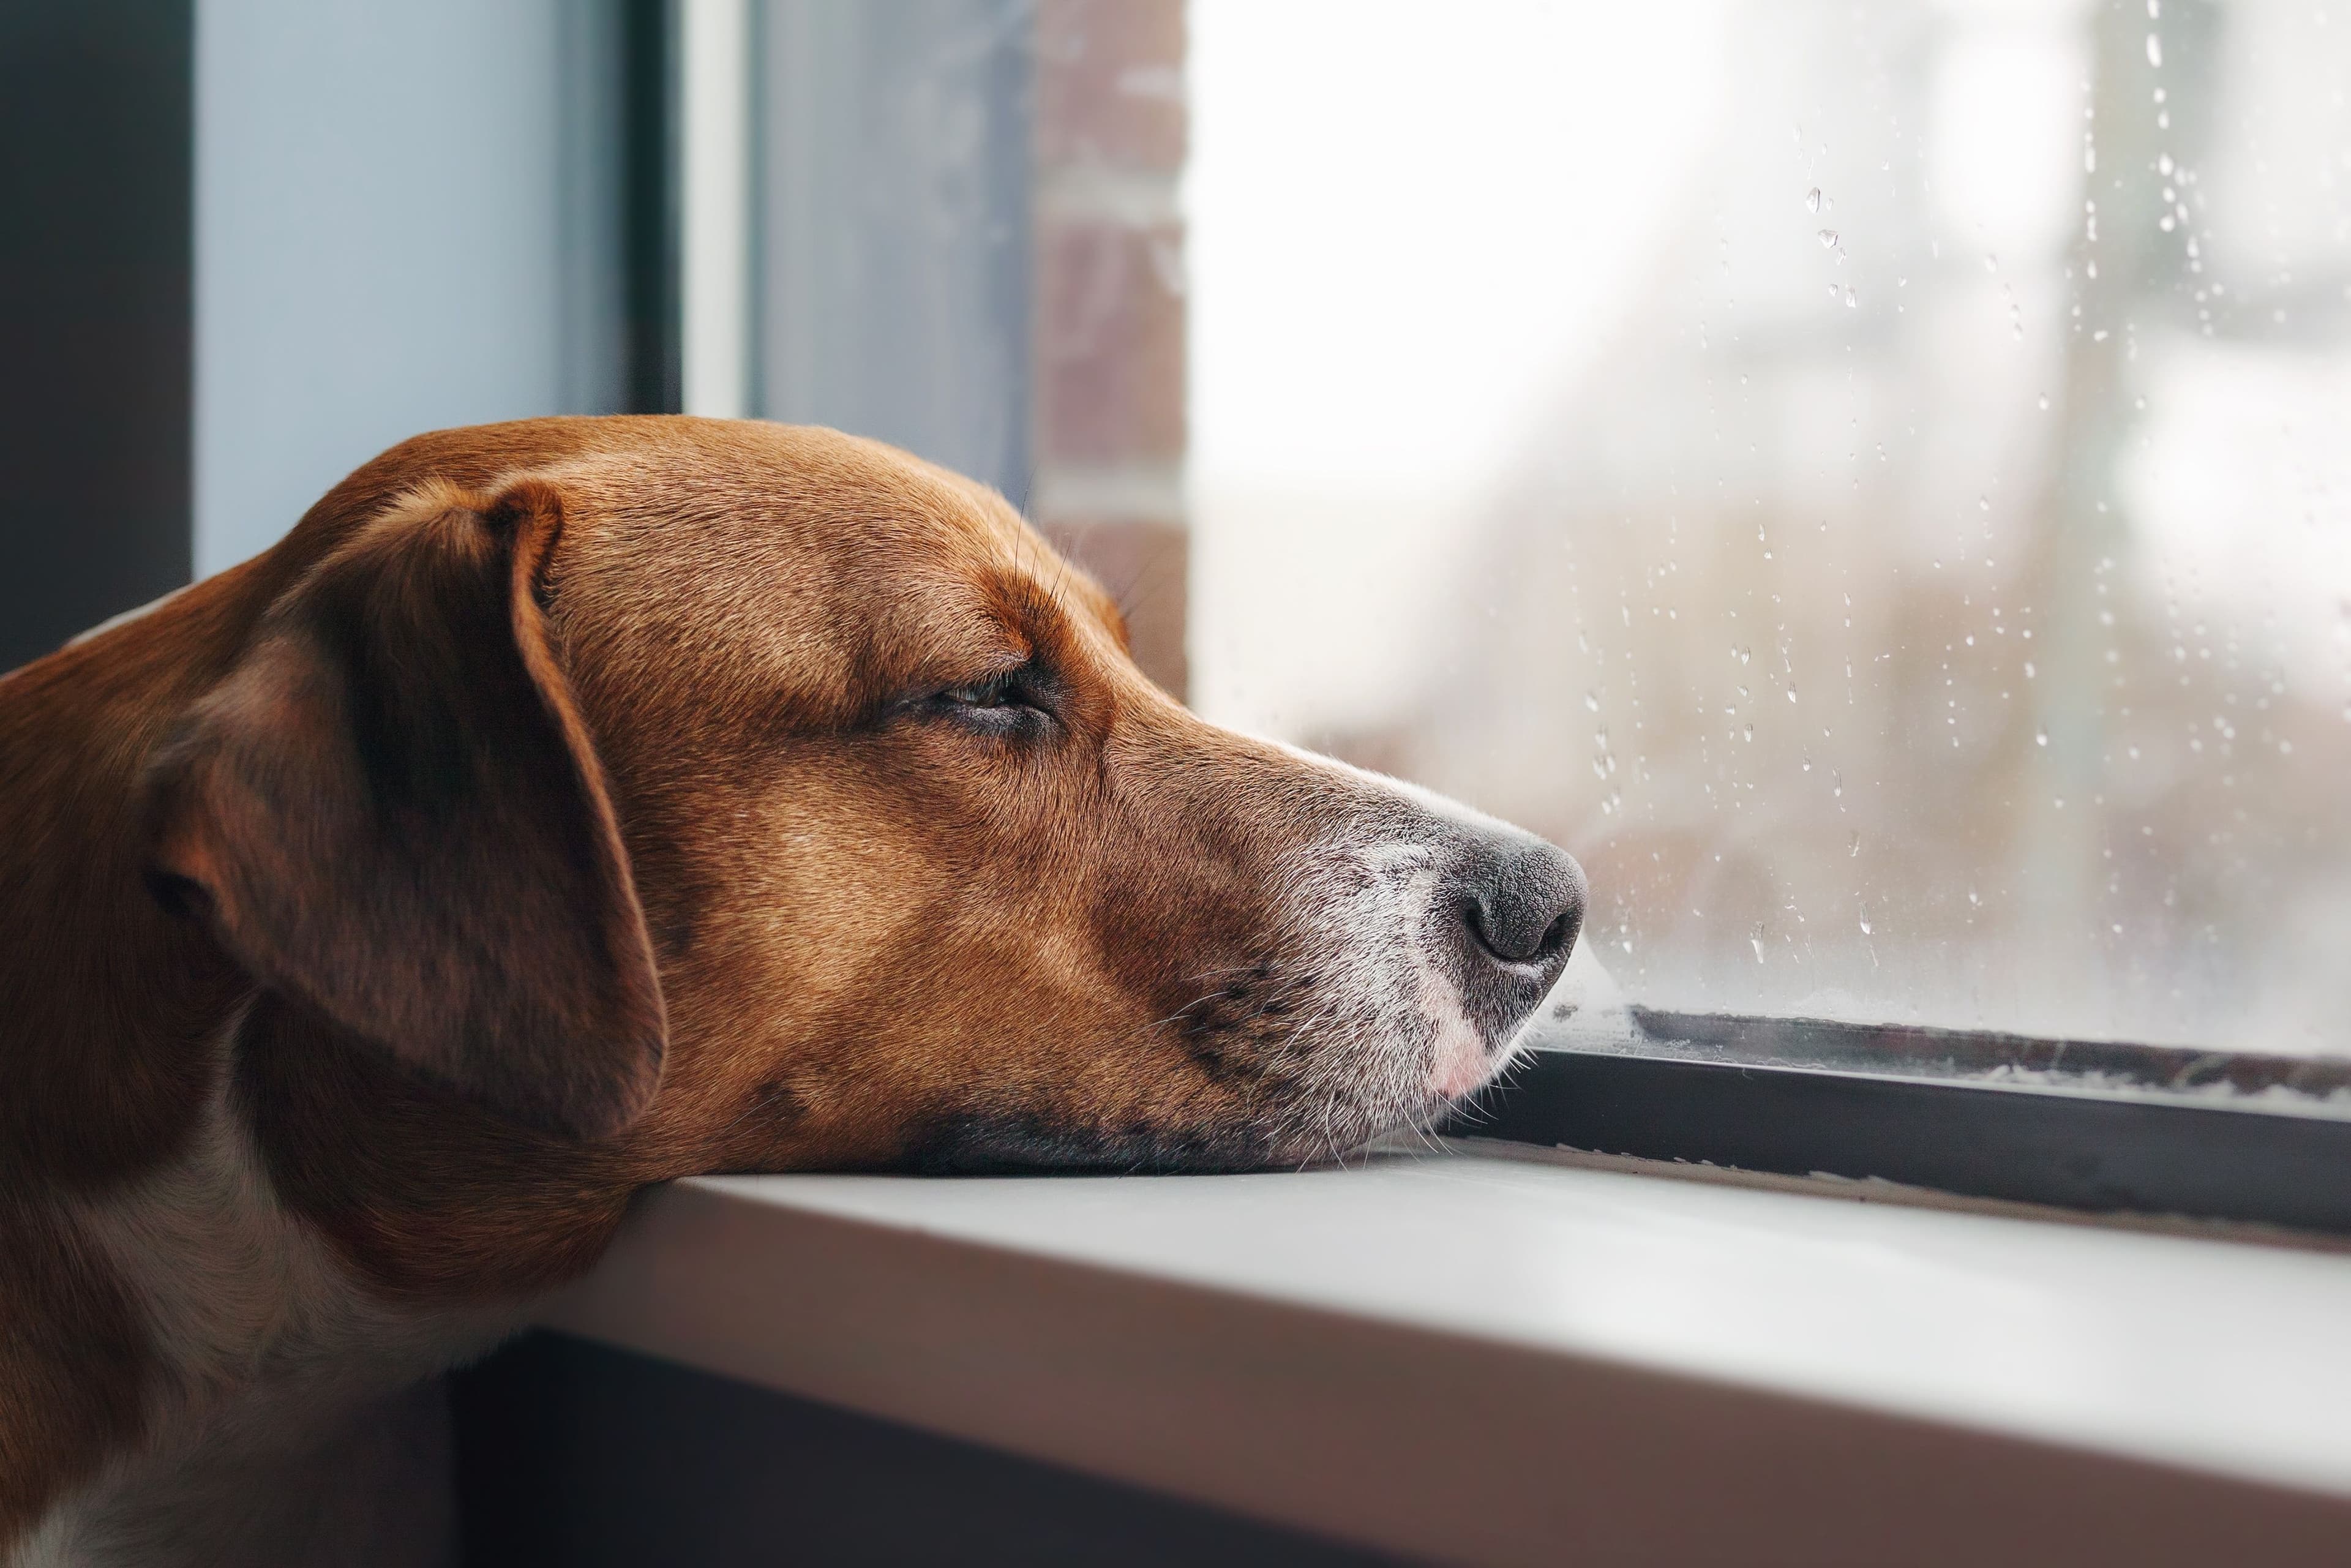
[624,0,683,416]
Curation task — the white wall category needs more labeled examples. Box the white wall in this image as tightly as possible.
[195,0,628,574]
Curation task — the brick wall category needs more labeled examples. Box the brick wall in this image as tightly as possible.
[1030,0,1188,699]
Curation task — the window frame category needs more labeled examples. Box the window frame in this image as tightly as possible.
[1451,1013,2351,1237]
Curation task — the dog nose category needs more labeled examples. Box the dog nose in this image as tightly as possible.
[1458,838,1585,970]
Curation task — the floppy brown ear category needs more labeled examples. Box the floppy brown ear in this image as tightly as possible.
[146,478,665,1139]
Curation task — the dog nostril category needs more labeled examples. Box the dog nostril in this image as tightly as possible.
[1459,844,1584,967]
[1535,906,1579,961]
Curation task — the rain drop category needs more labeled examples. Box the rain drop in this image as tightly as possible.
[1843,285,1857,309]
[2036,727,2050,746]
[1805,187,1823,213]
[1585,691,1601,713]
[1858,909,1873,936]
[1848,831,1861,857]
[2147,32,2162,66]
[2037,394,2050,410]
[1818,228,1839,249]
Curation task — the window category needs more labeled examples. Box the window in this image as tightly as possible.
[1188,0,2351,1063]
[676,0,2351,1227]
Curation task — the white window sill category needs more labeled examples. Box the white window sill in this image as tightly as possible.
[542,1145,2351,1566]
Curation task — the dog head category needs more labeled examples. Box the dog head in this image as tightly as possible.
[148,419,1583,1174]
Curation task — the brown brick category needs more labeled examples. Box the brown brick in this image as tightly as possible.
[1035,219,1186,467]
[1042,517,1188,700]
[1034,0,1187,171]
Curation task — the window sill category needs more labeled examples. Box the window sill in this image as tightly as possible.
[542,1146,2351,1566]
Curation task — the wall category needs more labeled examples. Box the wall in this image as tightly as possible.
[193,0,638,574]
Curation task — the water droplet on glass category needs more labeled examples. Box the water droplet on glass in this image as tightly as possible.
[1843,285,1857,309]
[1858,909,1873,936]
[1848,831,1861,857]
[1984,252,1999,273]
[1584,691,1600,713]
[1805,187,1823,214]
[1978,495,1990,512]
[2036,727,2049,746]
[1787,686,1798,703]
[2024,661,2037,679]
[1968,887,1982,907]
[1750,929,1767,964]
[2037,394,2050,410]
[2147,32,2162,66]
[1817,229,1839,249]
[1739,646,1752,666]
[1742,724,1754,743]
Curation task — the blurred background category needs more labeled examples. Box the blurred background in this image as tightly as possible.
[1188,0,2351,1057]
[4,0,2347,1057]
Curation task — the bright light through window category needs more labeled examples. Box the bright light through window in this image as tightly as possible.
[1188,0,2351,1056]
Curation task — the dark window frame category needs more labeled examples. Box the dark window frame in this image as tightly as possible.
[1449,1010,2351,1237]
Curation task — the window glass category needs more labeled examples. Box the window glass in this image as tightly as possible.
[1189,0,2351,1055]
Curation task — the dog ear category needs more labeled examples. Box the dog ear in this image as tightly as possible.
[146,479,665,1139]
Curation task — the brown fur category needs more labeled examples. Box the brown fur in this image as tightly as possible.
[0,417,1579,1547]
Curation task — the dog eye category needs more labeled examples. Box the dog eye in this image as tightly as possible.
[927,671,1051,734]
[941,678,1018,710]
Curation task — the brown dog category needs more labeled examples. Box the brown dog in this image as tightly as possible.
[0,417,1582,1564]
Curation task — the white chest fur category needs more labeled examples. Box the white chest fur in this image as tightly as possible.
[15,1076,531,1568]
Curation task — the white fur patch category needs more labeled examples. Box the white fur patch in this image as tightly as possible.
[20,1023,527,1568]
[1248,751,1543,1158]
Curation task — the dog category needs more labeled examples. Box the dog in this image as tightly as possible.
[0,416,1583,1564]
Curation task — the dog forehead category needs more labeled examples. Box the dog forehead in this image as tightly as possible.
[541,424,1080,706]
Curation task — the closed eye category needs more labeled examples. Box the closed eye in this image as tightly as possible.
[924,668,1056,737]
